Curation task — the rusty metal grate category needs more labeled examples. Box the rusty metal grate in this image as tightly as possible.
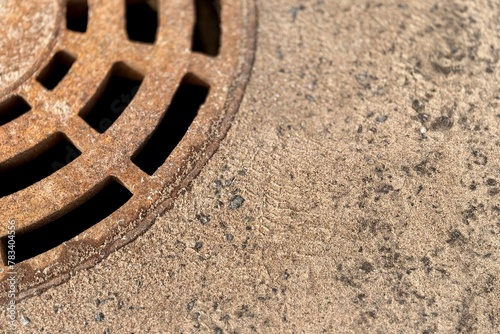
[0,0,257,302]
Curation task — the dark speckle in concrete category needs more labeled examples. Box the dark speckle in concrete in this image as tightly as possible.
[486,178,497,186]
[229,195,245,209]
[196,213,211,225]
[290,5,305,22]
[186,300,195,312]
[94,312,105,322]
[446,229,465,245]
[360,261,374,273]
[194,241,203,251]
[431,116,454,130]
[412,99,425,112]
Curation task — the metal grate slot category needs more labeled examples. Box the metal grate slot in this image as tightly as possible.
[66,0,89,33]
[125,0,158,43]
[79,62,143,133]
[36,51,77,90]
[0,133,81,198]
[0,178,132,264]
[132,74,209,175]
[0,96,31,126]
[192,0,221,56]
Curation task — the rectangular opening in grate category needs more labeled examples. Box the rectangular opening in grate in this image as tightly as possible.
[0,178,132,264]
[66,0,89,33]
[0,96,31,126]
[0,133,81,198]
[192,0,221,56]
[36,51,77,90]
[125,0,158,43]
[79,62,143,133]
[132,73,209,175]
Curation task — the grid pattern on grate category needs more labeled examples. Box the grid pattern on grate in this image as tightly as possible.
[0,0,256,302]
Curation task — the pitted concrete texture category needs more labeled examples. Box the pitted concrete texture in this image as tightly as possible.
[1,0,499,333]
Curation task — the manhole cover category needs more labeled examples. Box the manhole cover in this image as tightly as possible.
[0,0,257,301]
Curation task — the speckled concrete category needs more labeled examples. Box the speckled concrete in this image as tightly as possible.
[1,0,499,333]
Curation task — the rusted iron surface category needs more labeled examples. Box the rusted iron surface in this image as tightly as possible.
[0,0,257,302]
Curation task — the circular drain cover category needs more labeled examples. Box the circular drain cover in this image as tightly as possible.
[0,0,256,301]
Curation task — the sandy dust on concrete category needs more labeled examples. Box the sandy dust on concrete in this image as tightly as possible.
[1,0,499,333]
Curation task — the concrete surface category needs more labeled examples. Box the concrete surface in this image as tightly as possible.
[1,0,499,333]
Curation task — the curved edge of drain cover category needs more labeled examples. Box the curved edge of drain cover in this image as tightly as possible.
[1,0,258,304]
